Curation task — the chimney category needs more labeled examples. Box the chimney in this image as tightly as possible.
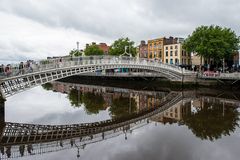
[140,40,146,45]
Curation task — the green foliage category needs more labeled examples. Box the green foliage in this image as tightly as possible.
[110,96,137,119]
[69,49,82,57]
[68,89,83,107]
[109,37,137,56]
[84,44,104,56]
[182,101,239,141]
[83,92,105,114]
[42,83,53,91]
[183,25,240,61]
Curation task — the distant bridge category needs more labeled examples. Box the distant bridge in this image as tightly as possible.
[0,56,196,98]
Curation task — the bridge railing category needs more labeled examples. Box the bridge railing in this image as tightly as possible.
[0,56,190,80]
[198,72,240,80]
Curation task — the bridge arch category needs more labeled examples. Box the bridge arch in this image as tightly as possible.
[0,56,196,98]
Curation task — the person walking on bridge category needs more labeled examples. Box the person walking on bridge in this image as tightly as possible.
[18,62,24,75]
[0,64,4,76]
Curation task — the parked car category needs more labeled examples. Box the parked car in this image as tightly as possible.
[203,71,220,77]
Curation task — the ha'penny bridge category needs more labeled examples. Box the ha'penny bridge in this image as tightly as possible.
[0,56,196,98]
[0,91,185,159]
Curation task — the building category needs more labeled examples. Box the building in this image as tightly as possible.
[86,42,110,55]
[97,43,110,55]
[191,52,204,69]
[233,51,240,68]
[147,37,179,62]
[163,43,191,65]
[138,40,148,58]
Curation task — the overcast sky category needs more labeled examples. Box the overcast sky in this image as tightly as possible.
[0,0,239,61]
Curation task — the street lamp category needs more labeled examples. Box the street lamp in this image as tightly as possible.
[76,41,79,51]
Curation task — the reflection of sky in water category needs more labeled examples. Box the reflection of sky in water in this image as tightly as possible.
[10,123,240,160]
[5,86,111,124]
[3,85,240,160]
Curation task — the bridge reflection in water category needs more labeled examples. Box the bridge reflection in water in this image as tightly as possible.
[0,82,240,159]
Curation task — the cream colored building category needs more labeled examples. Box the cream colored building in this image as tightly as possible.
[164,43,191,65]
[191,52,204,66]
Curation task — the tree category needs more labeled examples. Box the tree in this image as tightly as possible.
[182,101,239,141]
[69,49,82,57]
[68,89,83,107]
[109,37,137,57]
[83,92,105,114]
[42,83,53,91]
[84,44,104,56]
[110,96,137,119]
[183,25,240,68]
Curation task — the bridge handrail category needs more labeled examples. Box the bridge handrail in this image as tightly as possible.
[0,56,192,80]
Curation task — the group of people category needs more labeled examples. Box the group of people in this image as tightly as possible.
[0,64,12,77]
[0,60,34,77]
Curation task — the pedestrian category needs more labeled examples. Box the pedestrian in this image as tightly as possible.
[18,62,24,75]
[0,64,4,76]
[5,64,11,77]
[26,60,33,73]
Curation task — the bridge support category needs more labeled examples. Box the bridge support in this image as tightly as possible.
[0,98,5,140]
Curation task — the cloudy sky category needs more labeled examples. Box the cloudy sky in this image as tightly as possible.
[0,0,239,61]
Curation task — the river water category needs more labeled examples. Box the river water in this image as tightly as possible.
[1,79,240,160]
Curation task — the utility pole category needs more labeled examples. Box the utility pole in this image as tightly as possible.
[222,58,225,73]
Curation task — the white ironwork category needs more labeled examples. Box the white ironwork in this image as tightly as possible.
[0,56,196,98]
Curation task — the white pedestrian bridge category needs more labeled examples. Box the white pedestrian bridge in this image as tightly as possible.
[0,56,196,98]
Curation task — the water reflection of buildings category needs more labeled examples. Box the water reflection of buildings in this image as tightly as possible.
[150,99,191,124]
[1,83,240,159]
[51,81,166,113]
[0,91,182,159]
[151,95,240,125]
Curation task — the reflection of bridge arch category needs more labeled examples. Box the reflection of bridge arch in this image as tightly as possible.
[0,91,183,159]
[0,56,196,98]
[1,90,240,159]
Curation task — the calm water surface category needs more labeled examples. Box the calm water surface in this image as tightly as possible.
[1,81,240,160]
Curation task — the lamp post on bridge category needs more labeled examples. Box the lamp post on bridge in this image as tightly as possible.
[120,46,132,58]
[76,41,79,51]
[75,143,86,159]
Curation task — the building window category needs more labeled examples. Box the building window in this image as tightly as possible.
[175,58,178,64]
[170,59,173,64]
[175,50,178,56]
[170,51,173,56]
[175,45,178,49]
[166,51,168,57]
[166,59,168,64]
[182,50,184,56]
[170,46,173,49]
[166,46,168,50]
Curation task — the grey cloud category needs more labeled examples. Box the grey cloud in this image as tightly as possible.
[1,0,239,39]
[0,0,239,61]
